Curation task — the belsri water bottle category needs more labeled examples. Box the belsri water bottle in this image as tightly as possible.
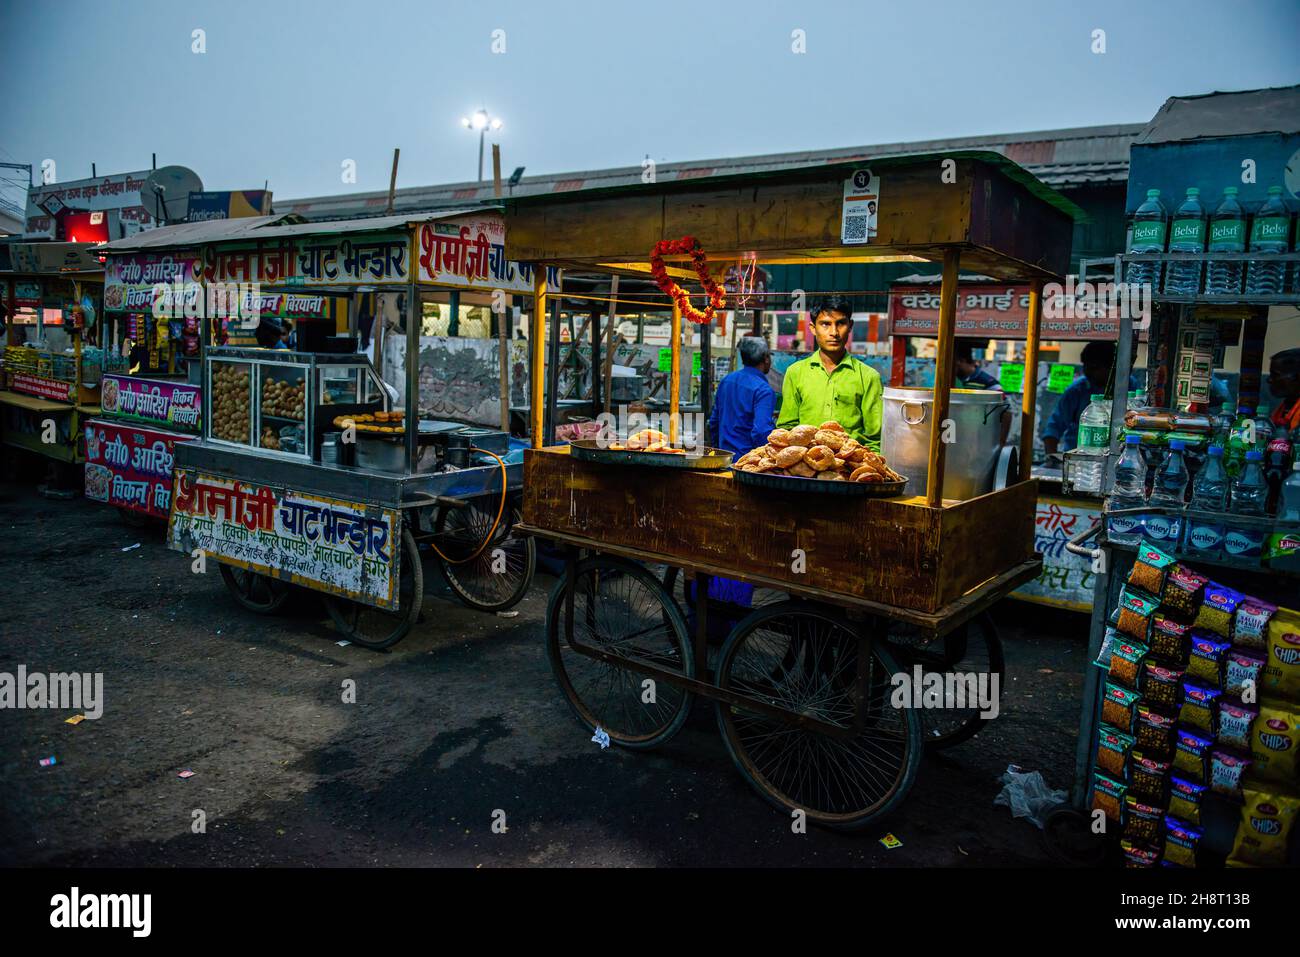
[1205,187,1246,295]
[1165,187,1206,295]
[1127,189,1166,291]
[1185,445,1228,558]
[1073,394,1110,492]
[1146,439,1188,547]
[1245,186,1292,295]
[1106,434,1148,546]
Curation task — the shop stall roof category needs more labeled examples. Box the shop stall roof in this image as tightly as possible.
[100,209,490,254]
[1133,84,1300,144]
[503,150,1081,283]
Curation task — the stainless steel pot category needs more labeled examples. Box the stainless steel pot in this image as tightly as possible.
[881,386,1009,501]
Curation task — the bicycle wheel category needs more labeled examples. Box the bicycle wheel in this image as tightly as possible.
[435,504,536,612]
[545,555,694,750]
[885,611,1005,750]
[715,600,922,831]
[219,563,293,615]
[323,528,423,650]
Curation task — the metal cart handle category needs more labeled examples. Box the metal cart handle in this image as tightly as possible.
[1064,518,1104,560]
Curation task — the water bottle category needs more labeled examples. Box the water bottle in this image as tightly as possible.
[1230,450,1268,515]
[1212,401,1236,446]
[1106,434,1148,545]
[1185,445,1228,557]
[1127,189,1166,291]
[1245,185,1292,295]
[1226,405,1254,477]
[1265,429,1293,513]
[1071,394,1110,493]
[1279,460,1300,522]
[1252,404,1274,451]
[1165,187,1206,295]
[1205,187,1246,295]
[1266,461,1300,570]
[1146,439,1189,547]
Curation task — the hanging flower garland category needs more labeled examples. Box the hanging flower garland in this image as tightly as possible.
[648,236,726,324]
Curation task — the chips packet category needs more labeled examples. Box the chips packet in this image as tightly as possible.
[1209,749,1251,800]
[1226,787,1300,868]
[1102,682,1143,732]
[1262,607,1300,703]
[1092,627,1120,671]
[1178,682,1221,736]
[1091,772,1127,824]
[1117,588,1161,642]
[1109,637,1149,689]
[1136,705,1176,756]
[1161,564,1208,621]
[1250,704,1300,784]
[1149,615,1191,664]
[1128,541,1175,595]
[1233,598,1277,651]
[1129,751,1170,803]
[1096,725,1136,779]
[1122,795,1164,846]
[1122,840,1162,868]
[1217,700,1258,751]
[1162,816,1202,867]
[1172,727,1213,783]
[1186,632,1231,687]
[1143,660,1183,710]
[1194,584,1243,638]
[1224,648,1266,700]
[1167,776,1207,825]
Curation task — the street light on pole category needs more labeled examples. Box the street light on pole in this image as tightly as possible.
[460,110,503,183]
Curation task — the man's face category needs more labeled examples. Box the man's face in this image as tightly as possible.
[955,356,976,379]
[813,309,851,354]
[1271,359,1300,400]
[760,355,772,375]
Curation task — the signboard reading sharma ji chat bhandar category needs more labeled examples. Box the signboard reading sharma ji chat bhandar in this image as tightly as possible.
[167,470,401,609]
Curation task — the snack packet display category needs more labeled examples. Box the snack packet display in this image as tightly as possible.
[1162,816,1201,867]
[1250,704,1300,784]
[1226,787,1300,868]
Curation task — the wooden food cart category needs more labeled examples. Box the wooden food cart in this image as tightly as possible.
[101,211,546,649]
[506,152,1078,828]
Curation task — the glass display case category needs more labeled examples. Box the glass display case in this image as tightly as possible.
[203,348,388,462]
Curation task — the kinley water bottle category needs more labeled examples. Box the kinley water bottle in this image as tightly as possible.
[1185,444,1228,557]
[1106,434,1148,545]
[1146,439,1189,547]
[1165,187,1206,295]
[1127,189,1166,291]
[1245,185,1292,296]
[1225,449,1269,561]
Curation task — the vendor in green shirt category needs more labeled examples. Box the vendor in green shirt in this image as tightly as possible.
[777,295,883,450]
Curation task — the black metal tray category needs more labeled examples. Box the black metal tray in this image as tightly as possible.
[730,466,909,497]
[569,439,734,470]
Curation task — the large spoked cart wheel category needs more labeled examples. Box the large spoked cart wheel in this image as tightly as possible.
[545,555,695,750]
[219,563,294,615]
[434,502,536,612]
[714,600,922,831]
[884,611,1005,751]
[323,527,424,650]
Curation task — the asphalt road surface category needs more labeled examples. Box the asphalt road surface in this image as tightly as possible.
[0,483,1091,867]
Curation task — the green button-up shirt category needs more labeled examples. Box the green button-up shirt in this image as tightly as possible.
[777,351,883,450]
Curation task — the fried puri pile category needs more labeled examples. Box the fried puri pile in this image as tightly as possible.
[733,422,904,483]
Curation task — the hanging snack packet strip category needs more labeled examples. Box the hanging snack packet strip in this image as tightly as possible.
[1194,584,1243,639]
[1210,749,1252,800]
[1262,607,1300,703]
[1161,816,1202,868]
[1178,682,1221,736]
[1161,564,1208,621]
[1226,787,1300,868]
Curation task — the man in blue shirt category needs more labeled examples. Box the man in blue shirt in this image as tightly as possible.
[708,335,777,455]
[1043,340,1140,454]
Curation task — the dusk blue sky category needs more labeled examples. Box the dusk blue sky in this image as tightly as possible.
[2,0,1298,208]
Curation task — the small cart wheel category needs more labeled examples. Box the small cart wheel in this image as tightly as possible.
[435,504,536,612]
[1041,802,1108,867]
[715,600,922,831]
[885,611,1005,751]
[219,563,293,615]
[323,528,423,650]
[545,556,694,750]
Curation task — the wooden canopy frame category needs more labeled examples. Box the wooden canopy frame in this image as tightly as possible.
[510,151,1077,507]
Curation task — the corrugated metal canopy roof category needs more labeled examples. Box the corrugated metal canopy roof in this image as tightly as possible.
[100,208,489,253]
[1134,85,1300,145]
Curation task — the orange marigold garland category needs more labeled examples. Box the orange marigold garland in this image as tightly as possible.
[649,236,725,324]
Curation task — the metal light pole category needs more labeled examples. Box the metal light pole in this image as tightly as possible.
[460,110,503,183]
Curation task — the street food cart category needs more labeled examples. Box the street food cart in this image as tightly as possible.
[1,243,109,476]
[100,211,548,648]
[506,152,1078,828]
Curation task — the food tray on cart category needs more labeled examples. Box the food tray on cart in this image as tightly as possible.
[730,466,908,497]
[568,438,733,470]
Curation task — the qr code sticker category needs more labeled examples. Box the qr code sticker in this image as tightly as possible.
[843,216,869,241]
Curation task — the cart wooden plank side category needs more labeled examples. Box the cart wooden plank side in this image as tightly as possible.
[505,151,1079,830]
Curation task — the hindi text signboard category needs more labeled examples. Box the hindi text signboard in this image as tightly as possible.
[85,419,193,519]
